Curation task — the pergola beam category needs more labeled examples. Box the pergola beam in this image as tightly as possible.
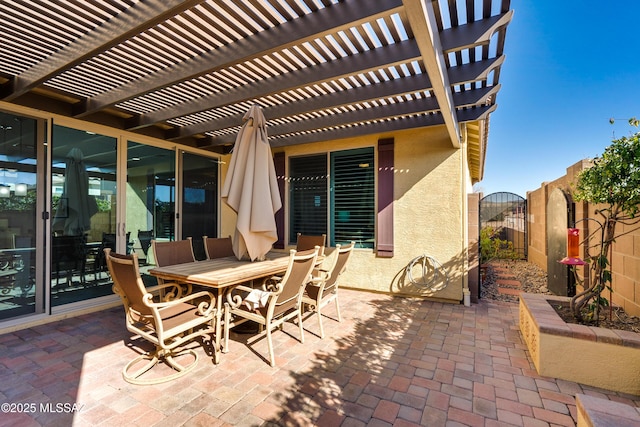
[269,114,444,148]
[440,10,513,52]
[267,105,494,148]
[402,0,460,148]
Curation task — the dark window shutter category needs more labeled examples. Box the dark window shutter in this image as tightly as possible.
[377,138,394,257]
[274,151,285,249]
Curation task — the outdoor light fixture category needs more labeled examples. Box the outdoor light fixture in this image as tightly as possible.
[0,185,10,198]
[559,227,586,265]
[15,183,27,196]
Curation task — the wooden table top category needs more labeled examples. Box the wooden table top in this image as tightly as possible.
[148,252,294,289]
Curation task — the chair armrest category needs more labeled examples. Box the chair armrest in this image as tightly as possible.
[312,267,330,276]
[144,290,216,316]
[309,268,331,284]
[307,277,325,287]
[146,282,185,300]
[225,284,256,308]
[180,290,217,316]
[262,275,283,292]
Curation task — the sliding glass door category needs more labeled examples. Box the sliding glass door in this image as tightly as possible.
[180,151,218,260]
[0,112,40,320]
[125,141,175,268]
[50,125,118,307]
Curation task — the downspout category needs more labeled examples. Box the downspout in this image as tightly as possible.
[460,123,471,306]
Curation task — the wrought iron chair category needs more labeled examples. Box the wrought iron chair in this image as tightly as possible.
[302,241,355,338]
[203,235,234,259]
[51,234,89,286]
[104,248,217,385]
[95,232,131,277]
[224,247,319,367]
[296,233,326,256]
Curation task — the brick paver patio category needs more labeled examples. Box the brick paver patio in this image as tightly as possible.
[1,289,639,426]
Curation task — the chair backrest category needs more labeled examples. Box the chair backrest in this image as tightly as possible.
[102,233,116,251]
[102,232,131,253]
[104,248,152,317]
[52,234,86,263]
[270,248,318,316]
[203,235,234,259]
[138,229,153,256]
[323,241,355,292]
[296,233,326,256]
[152,238,195,267]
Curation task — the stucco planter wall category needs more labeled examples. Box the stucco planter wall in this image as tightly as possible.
[519,293,640,395]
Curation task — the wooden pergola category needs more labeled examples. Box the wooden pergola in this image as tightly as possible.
[0,0,512,182]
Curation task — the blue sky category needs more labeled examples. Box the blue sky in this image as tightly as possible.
[476,1,640,197]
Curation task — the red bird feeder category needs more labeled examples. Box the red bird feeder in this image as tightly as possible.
[559,228,586,265]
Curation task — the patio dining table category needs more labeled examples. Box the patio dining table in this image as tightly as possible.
[148,251,300,363]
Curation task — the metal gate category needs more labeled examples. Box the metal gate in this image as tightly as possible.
[480,192,527,260]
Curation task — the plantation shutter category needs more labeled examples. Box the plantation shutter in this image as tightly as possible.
[330,148,375,248]
[289,154,328,244]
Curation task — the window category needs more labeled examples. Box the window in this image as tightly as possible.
[289,148,375,248]
[289,154,327,239]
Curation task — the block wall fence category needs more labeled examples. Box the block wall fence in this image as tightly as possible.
[526,160,640,317]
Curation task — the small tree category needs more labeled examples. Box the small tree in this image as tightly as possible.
[479,226,519,264]
[572,122,640,322]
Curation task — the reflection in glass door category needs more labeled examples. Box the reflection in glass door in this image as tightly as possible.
[181,152,218,260]
[125,142,175,270]
[0,112,39,320]
[50,125,118,307]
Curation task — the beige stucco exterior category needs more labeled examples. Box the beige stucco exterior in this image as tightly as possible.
[221,126,469,303]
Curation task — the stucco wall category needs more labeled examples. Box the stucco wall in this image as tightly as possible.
[467,193,480,303]
[220,126,466,303]
[527,160,640,316]
[526,185,547,269]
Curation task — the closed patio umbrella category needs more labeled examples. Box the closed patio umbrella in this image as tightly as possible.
[53,147,98,236]
[222,105,281,261]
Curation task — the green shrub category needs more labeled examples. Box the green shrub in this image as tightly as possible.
[480,226,519,264]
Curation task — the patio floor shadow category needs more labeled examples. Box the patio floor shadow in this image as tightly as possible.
[1,289,639,426]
